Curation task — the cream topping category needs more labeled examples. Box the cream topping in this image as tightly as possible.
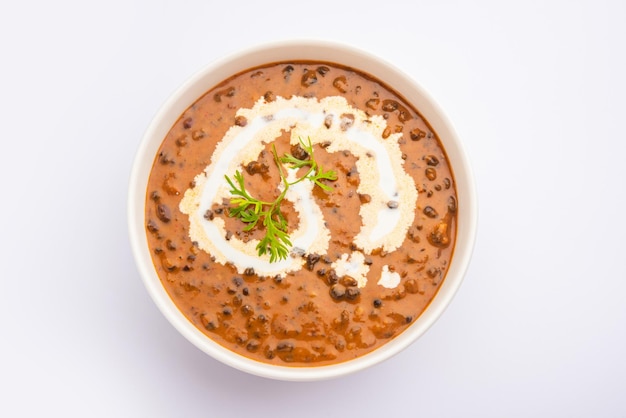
[331,251,370,288]
[378,265,402,289]
[179,95,417,284]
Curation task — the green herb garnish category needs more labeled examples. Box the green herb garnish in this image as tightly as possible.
[224,137,337,262]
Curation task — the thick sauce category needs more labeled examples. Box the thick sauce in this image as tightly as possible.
[145,62,457,366]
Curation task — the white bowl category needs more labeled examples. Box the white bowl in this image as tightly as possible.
[128,40,477,381]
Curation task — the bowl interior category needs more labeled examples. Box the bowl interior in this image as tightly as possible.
[128,40,477,381]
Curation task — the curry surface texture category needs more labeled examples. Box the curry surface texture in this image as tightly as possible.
[145,62,457,366]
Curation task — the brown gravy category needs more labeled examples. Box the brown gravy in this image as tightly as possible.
[145,62,457,366]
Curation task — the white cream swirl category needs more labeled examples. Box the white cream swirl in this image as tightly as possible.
[180,95,417,278]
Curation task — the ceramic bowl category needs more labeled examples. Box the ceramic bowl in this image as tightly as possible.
[128,40,477,381]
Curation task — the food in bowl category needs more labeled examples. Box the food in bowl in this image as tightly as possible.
[143,59,459,366]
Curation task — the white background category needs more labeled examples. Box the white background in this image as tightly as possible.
[2,0,625,416]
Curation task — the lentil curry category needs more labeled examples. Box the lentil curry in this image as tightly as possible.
[145,62,457,366]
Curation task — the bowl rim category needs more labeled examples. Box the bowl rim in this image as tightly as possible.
[128,39,478,381]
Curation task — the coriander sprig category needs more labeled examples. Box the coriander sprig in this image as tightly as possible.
[280,137,338,192]
[224,137,336,262]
